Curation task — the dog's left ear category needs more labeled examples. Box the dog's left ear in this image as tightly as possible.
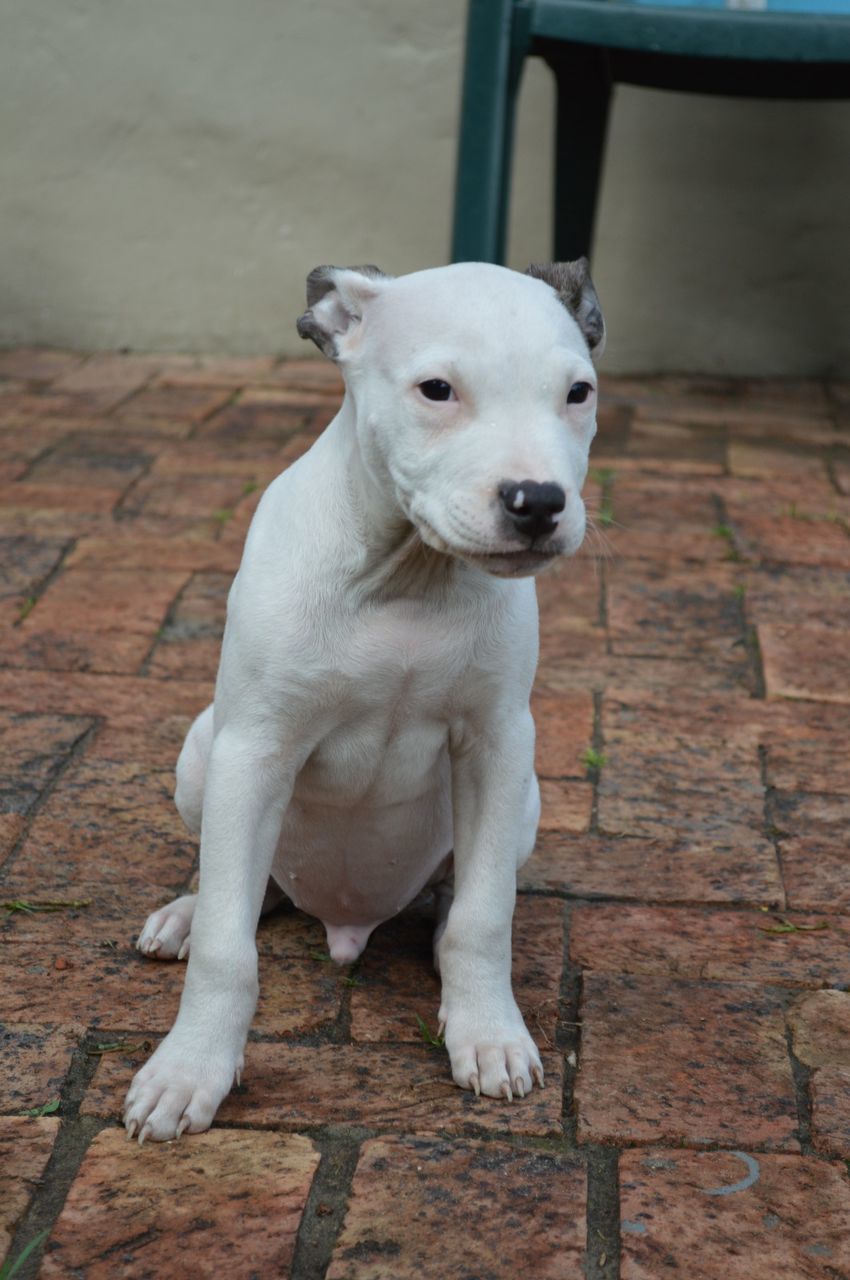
[296,264,392,359]
[524,258,606,359]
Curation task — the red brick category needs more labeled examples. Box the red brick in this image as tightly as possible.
[0,392,108,421]
[350,895,564,1047]
[760,623,850,703]
[810,1067,850,1158]
[0,669,211,729]
[0,481,122,514]
[619,1148,850,1279]
[327,1137,585,1279]
[538,778,593,833]
[82,1040,563,1137]
[743,564,850,633]
[0,1024,82,1111]
[622,419,727,474]
[146,571,229,680]
[532,688,594,778]
[0,348,86,382]
[259,357,345,391]
[723,474,844,519]
[734,515,850,570]
[788,989,850,1068]
[0,1117,60,1261]
[607,561,744,658]
[19,567,187,635]
[728,442,829,481]
[195,400,308,442]
[66,532,241,574]
[521,834,784,907]
[153,355,279,388]
[2,627,156,676]
[0,910,342,1034]
[0,813,24,858]
[0,536,68,605]
[40,1128,319,1279]
[576,975,798,1148]
[26,438,153,491]
[570,904,850,987]
[781,837,850,914]
[49,355,162,406]
[120,473,250,521]
[0,711,92,816]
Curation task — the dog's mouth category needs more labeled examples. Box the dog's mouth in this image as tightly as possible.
[414,515,565,577]
[460,547,562,578]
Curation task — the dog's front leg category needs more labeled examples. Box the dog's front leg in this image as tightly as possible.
[123,729,292,1142]
[439,707,543,1100]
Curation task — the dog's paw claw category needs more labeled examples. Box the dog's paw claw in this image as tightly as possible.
[470,1072,480,1097]
[514,1076,525,1099]
[501,1081,513,1102]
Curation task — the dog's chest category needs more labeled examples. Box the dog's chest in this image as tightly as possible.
[298,597,491,806]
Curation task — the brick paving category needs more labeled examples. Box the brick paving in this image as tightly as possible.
[0,351,849,1278]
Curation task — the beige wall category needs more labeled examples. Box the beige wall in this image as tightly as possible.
[2,0,849,373]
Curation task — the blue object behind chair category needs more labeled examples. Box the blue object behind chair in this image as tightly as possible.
[451,0,850,264]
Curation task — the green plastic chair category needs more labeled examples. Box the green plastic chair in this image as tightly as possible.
[451,0,850,264]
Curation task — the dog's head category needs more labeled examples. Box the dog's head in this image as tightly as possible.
[297,260,604,578]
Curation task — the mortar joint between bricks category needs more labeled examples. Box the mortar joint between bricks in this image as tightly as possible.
[758,742,788,905]
[11,535,78,630]
[2,1114,111,1280]
[583,1143,621,1280]
[288,1130,363,1280]
[0,717,101,880]
[783,1017,815,1156]
[135,570,196,676]
[587,690,605,836]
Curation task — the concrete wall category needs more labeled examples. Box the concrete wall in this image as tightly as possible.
[2,0,849,373]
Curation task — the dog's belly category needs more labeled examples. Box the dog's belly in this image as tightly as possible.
[271,718,453,927]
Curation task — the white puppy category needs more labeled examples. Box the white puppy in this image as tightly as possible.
[124,258,605,1142]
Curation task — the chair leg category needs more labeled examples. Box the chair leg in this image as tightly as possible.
[451,0,530,264]
[548,44,612,263]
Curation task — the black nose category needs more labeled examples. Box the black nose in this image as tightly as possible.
[499,480,566,541]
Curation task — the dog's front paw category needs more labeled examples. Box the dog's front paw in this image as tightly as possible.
[441,1005,544,1100]
[122,1036,242,1142]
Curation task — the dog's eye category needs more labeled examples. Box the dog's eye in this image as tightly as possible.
[419,379,454,402]
[567,381,594,405]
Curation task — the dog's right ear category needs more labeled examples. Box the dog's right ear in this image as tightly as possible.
[296,264,391,359]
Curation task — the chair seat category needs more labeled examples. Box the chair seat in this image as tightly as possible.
[527,0,850,62]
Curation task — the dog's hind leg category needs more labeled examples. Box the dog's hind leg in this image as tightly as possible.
[138,704,287,960]
[137,877,286,961]
[174,703,214,835]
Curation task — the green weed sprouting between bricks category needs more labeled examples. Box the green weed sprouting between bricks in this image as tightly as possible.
[17,597,37,621]
[712,524,742,562]
[1,899,91,915]
[22,1098,60,1118]
[242,480,259,496]
[86,1040,153,1056]
[581,747,607,771]
[589,467,615,527]
[0,1230,49,1280]
[213,507,234,527]
[758,916,829,938]
[415,1014,445,1049]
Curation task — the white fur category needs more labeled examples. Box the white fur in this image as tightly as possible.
[124,261,600,1141]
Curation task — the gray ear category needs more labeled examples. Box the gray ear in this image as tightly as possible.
[296,264,391,358]
[525,258,606,358]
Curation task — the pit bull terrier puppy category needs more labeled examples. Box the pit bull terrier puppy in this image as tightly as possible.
[123,258,605,1142]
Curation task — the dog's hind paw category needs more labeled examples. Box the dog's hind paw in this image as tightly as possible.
[136,894,196,960]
